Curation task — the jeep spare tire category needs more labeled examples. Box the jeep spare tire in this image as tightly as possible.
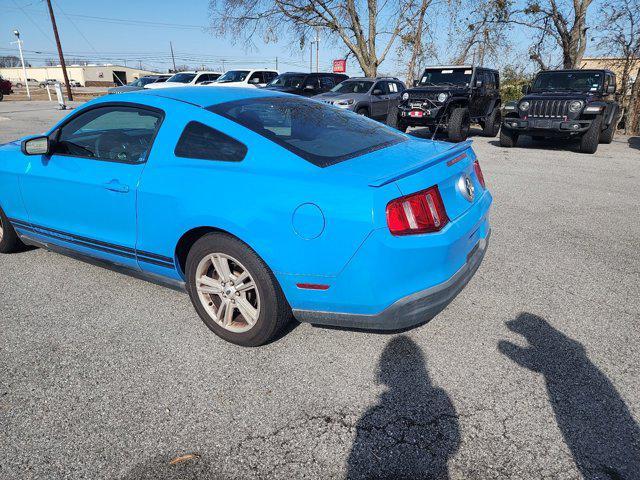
[448,107,470,142]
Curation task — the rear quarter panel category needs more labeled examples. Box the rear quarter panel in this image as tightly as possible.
[135,102,380,283]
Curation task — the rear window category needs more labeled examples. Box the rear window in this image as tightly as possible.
[174,121,247,162]
[208,97,406,167]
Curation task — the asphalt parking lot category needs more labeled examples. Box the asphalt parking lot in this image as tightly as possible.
[1,101,639,479]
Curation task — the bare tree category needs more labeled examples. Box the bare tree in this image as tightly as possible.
[449,0,510,66]
[209,0,418,77]
[596,0,640,134]
[0,55,23,68]
[402,0,434,86]
[510,0,594,69]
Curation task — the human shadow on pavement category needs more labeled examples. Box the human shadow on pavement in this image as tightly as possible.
[347,335,460,479]
[499,313,640,480]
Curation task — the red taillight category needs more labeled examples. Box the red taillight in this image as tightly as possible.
[386,185,449,236]
[473,160,486,189]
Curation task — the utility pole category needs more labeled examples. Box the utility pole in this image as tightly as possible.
[315,28,319,73]
[309,43,313,73]
[45,0,72,101]
[169,41,176,72]
[11,30,30,100]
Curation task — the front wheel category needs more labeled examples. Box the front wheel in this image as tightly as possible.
[599,116,616,144]
[186,233,291,347]
[481,108,501,137]
[579,116,602,154]
[356,107,369,117]
[499,127,518,147]
[0,207,25,253]
[448,107,470,142]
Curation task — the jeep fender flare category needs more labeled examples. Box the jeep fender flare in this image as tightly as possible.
[604,103,620,127]
[487,98,501,114]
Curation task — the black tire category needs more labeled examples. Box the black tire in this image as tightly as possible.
[481,107,501,137]
[396,118,408,133]
[499,127,518,147]
[599,115,616,144]
[579,116,602,154]
[0,207,24,254]
[356,107,369,117]
[447,107,470,142]
[0,91,3,102]
[185,232,291,347]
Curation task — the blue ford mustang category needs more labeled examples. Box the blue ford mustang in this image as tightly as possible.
[0,87,491,346]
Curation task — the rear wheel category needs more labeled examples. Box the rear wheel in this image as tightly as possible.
[499,127,518,148]
[579,116,602,154]
[448,107,470,142]
[599,116,616,144]
[186,232,291,347]
[0,207,24,253]
[481,107,501,137]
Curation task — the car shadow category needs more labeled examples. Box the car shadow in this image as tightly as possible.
[409,126,485,142]
[628,137,640,150]
[498,312,640,479]
[488,135,582,152]
[346,335,460,479]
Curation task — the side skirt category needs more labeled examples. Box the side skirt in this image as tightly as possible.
[19,234,187,293]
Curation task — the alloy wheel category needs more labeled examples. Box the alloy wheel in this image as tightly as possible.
[194,253,261,333]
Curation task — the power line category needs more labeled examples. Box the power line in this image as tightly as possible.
[10,0,54,43]
[52,0,100,55]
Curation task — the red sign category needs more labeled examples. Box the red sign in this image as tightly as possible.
[332,59,346,73]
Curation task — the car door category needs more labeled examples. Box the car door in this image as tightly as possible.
[386,81,403,112]
[302,74,320,96]
[19,103,164,268]
[369,81,390,120]
[469,70,487,117]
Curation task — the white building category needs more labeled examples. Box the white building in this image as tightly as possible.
[0,64,160,87]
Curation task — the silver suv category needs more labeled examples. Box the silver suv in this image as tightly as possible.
[314,77,406,122]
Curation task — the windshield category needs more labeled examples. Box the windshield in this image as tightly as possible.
[167,73,196,83]
[267,74,306,88]
[131,77,157,87]
[217,70,250,83]
[209,97,406,167]
[531,71,603,92]
[330,81,373,94]
[419,68,472,86]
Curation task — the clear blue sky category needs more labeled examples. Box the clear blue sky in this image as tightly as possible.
[2,0,348,73]
[2,0,607,77]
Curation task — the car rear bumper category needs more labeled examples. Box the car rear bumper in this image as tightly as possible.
[502,117,592,134]
[293,229,489,331]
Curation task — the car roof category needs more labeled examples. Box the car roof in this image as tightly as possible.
[133,85,285,107]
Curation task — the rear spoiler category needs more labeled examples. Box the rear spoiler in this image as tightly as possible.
[368,140,473,187]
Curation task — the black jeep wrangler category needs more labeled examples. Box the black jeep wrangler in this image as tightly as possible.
[500,69,619,154]
[396,66,502,142]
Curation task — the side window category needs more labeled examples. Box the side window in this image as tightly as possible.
[53,105,162,163]
[249,72,265,85]
[372,82,385,94]
[320,76,335,90]
[264,72,278,83]
[387,81,399,93]
[395,82,405,92]
[195,74,211,84]
[304,75,320,89]
[174,121,247,162]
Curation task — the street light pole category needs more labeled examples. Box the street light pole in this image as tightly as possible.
[11,30,30,100]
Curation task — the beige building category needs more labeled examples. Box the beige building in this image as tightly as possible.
[580,57,640,92]
[0,64,160,87]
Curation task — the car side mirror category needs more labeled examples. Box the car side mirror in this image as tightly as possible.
[607,84,616,94]
[304,84,316,91]
[413,80,419,87]
[521,84,530,94]
[475,80,483,88]
[372,88,383,96]
[249,77,260,84]
[21,135,50,155]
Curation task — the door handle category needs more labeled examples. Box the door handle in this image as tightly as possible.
[103,180,129,193]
